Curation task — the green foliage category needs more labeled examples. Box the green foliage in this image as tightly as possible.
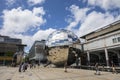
[5,51,14,56]
[24,55,29,62]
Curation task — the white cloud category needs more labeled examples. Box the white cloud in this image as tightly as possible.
[1,7,46,34]
[5,0,45,6]
[0,7,49,52]
[6,0,16,6]
[66,5,120,38]
[32,28,56,41]
[66,5,89,30]
[87,0,120,10]
[11,28,56,52]
[78,11,120,36]
[33,7,45,15]
[27,0,45,6]
[0,27,55,52]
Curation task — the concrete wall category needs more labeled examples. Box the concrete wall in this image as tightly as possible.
[84,30,120,51]
[85,21,120,40]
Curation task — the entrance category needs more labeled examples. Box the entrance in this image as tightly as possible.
[109,52,119,66]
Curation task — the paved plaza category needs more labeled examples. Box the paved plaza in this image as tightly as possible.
[0,66,120,80]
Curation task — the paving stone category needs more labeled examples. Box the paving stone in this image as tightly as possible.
[0,66,120,80]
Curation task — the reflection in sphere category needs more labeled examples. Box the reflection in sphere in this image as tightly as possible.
[46,29,81,66]
[46,29,80,47]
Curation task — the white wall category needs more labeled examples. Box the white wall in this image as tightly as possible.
[84,30,120,51]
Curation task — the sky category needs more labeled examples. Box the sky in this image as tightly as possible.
[0,0,120,52]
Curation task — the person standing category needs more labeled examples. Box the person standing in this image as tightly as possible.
[64,62,67,72]
[76,57,81,68]
[94,62,100,75]
[19,62,23,72]
[111,62,117,74]
[23,62,28,72]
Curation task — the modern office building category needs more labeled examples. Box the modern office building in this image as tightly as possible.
[29,40,47,63]
[80,20,120,67]
[0,35,26,65]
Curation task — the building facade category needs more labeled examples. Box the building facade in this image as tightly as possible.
[80,20,120,67]
[29,40,46,63]
[0,35,25,65]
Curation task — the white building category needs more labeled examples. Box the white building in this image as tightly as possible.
[80,20,120,67]
[29,40,47,63]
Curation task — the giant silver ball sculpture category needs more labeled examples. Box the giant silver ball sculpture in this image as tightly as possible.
[46,29,80,66]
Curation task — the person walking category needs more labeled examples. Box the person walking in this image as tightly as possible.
[19,62,23,72]
[94,62,100,75]
[111,63,117,74]
[76,57,81,68]
[64,62,67,72]
[23,62,28,72]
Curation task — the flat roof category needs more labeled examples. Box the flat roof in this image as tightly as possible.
[80,20,120,39]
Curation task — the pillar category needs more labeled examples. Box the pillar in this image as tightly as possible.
[105,48,109,68]
[3,59,5,66]
[117,50,120,66]
[87,51,90,66]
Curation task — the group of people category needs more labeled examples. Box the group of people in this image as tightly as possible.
[30,63,37,69]
[94,61,118,75]
[19,62,41,72]
[19,62,28,72]
[18,60,118,74]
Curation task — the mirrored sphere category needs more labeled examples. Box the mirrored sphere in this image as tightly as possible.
[46,29,80,47]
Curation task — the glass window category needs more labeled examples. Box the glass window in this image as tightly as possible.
[118,37,120,42]
[112,38,117,43]
[0,53,5,56]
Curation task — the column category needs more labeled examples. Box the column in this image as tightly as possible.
[87,51,90,66]
[105,48,109,68]
[3,59,5,66]
[3,53,6,66]
[117,50,120,66]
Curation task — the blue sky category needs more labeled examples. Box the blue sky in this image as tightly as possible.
[0,0,120,52]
